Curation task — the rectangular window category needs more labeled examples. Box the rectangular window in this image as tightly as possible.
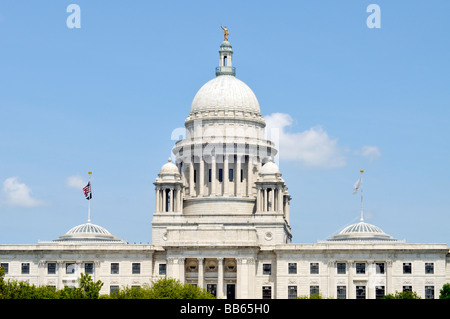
[159,264,167,275]
[193,170,197,183]
[375,286,385,299]
[310,263,319,274]
[403,285,412,292]
[262,286,272,299]
[263,264,271,275]
[337,286,346,299]
[21,263,30,274]
[337,263,346,274]
[207,284,217,297]
[240,169,243,182]
[288,286,297,299]
[218,169,223,182]
[66,263,75,274]
[1,263,9,274]
[47,263,56,274]
[356,262,366,274]
[288,263,297,274]
[85,263,94,274]
[425,286,435,299]
[403,263,412,274]
[110,285,120,295]
[425,263,434,274]
[356,286,366,299]
[376,262,385,274]
[208,169,212,183]
[132,263,141,274]
[111,263,119,274]
[310,285,319,297]
[229,169,233,182]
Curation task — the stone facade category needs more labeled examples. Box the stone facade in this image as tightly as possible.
[0,39,449,299]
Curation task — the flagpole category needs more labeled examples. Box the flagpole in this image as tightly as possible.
[360,170,364,222]
[88,171,92,223]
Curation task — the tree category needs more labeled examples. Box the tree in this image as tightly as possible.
[105,277,215,299]
[383,290,421,299]
[0,266,103,299]
[439,283,450,299]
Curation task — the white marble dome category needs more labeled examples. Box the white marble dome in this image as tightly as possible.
[190,75,261,115]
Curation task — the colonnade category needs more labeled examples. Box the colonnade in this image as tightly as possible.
[183,155,258,198]
[155,185,183,213]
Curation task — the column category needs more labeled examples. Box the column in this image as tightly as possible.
[223,155,229,196]
[189,160,194,196]
[386,260,393,296]
[199,159,204,196]
[162,188,167,212]
[263,188,267,212]
[197,258,204,288]
[155,188,160,212]
[367,260,374,299]
[247,157,253,196]
[269,188,274,211]
[170,188,174,212]
[178,186,183,213]
[94,261,100,282]
[217,258,224,299]
[179,258,186,283]
[211,156,216,196]
[286,197,290,221]
[348,261,354,299]
[57,261,64,290]
[328,261,335,299]
[236,156,241,196]
[256,188,261,212]
[277,187,283,213]
[38,261,45,286]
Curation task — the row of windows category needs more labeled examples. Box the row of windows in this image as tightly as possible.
[193,168,244,183]
[280,285,435,299]
[0,263,168,276]
[262,262,436,275]
[1,261,437,277]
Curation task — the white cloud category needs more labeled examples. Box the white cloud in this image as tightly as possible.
[264,113,346,168]
[66,175,87,189]
[2,177,44,207]
[355,145,381,161]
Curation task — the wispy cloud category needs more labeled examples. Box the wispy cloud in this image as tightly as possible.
[264,113,346,168]
[2,177,44,207]
[66,175,87,189]
[355,145,381,161]
[264,113,381,168]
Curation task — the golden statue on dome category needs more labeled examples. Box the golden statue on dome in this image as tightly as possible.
[221,25,229,41]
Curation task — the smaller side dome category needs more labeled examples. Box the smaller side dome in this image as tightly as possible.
[260,160,280,175]
[160,158,179,175]
[54,222,125,243]
[329,221,397,242]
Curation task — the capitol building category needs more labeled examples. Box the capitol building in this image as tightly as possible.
[1,36,449,300]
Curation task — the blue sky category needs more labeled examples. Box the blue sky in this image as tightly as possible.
[0,1,449,244]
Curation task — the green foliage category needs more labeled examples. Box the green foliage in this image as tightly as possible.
[383,290,421,299]
[298,294,329,299]
[439,283,450,299]
[104,277,216,299]
[0,267,103,299]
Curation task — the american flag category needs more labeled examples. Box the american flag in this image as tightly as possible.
[83,182,92,200]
